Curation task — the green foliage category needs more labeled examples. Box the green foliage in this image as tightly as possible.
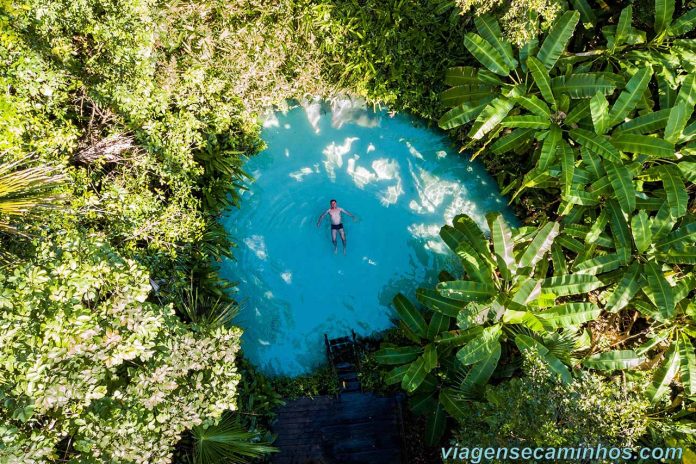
[375,213,607,444]
[0,233,242,463]
[453,354,651,451]
[439,2,696,410]
[0,157,65,235]
[190,412,277,464]
[270,366,340,400]
[455,0,565,47]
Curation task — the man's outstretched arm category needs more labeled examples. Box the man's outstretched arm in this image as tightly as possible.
[317,210,329,226]
[341,208,355,218]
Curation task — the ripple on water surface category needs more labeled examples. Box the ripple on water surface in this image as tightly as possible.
[219,99,514,376]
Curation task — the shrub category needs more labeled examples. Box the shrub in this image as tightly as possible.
[453,354,651,451]
[0,233,242,463]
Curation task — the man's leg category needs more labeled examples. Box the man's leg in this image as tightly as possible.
[339,229,347,255]
[331,229,338,254]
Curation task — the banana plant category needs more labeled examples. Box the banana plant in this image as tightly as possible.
[374,213,604,444]
[439,2,696,406]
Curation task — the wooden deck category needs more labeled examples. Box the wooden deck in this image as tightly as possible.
[270,333,405,463]
[270,391,405,464]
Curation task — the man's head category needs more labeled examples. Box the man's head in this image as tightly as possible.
[330,199,337,208]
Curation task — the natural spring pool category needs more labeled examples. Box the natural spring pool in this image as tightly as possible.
[219,99,514,376]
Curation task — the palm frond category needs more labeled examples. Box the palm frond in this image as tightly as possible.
[192,413,277,464]
[0,155,66,234]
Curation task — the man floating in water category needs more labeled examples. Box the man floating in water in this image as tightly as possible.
[316,199,355,255]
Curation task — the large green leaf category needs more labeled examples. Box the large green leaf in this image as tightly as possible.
[585,209,608,244]
[444,66,478,86]
[439,388,468,419]
[515,334,572,383]
[409,389,437,415]
[456,325,501,365]
[424,403,447,446]
[574,252,625,275]
[457,303,489,330]
[678,334,696,396]
[668,8,696,36]
[441,85,494,107]
[537,11,580,70]
[582,148,605,178]
[393,294,427,339]
[516,95,551,117]
[646,344,680,404]
[435,327,483,347]
[656,66,678,109]
[541,274,603,296]
[402,357,428,393]
[569,129,621,163]
[608,66,653,127]
[502,309,546,332]
[438,99,492,130]
[631,210,652,253]
[374,346,422,365]
[487,212,515,276]
[463,32,510,76]
[605,161,636,215]
[427,312,451,340]
[661,247,696,264]
[657,221,696,250]
[452,214,490,258]
[384,364,410,385]
[615,6,633,46]
[551,243,568,275]
[468,97,515,140]
[583,350,645,370]
[611,134,675,158]
[491,128,535,155]
[643,261,675,317]
[539,303,601,328]
[604,262,642,312]
[459,343,501,395]
[636,329,672,356]
[511,278,541,305]
[664,101,692,144]
[551,74,616,98]
[590,91,610,134]
[527,56,555,106]
[436,280,496,302]
[444,66,502,86]
[659,165,688,218]
[571,0,596,25]
[440,224,467,254]
[474,15,517,69]
[423,344,438,372]
[616,108,671,134]
[565,99,591,124]
[676,73,696,107]
[678,161,696,182]
[655,0,676,34]
[560,142,575,196]
[417,288,463,317]
[501,115,550,129]
[538,125,561,170]
[518,222,559,269]
[456,241,493,285]
[606,199,632,254]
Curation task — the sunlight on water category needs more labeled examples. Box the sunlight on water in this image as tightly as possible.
[219,98,515,376]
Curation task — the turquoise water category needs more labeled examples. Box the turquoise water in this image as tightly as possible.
[219,100,513,376]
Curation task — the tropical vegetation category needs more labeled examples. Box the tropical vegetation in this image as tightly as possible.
[2,0,696,462]
[377,0,696,456]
